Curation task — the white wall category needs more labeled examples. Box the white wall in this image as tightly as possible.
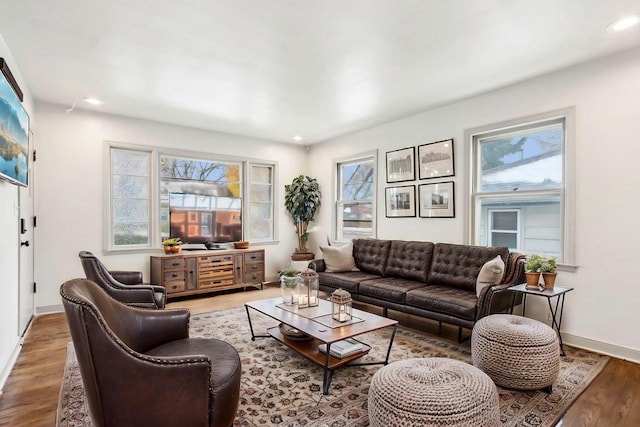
[33,102,307,311]
[0,35,35,386]
[308,47,640,361]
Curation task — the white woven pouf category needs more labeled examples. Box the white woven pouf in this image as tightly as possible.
[472,314,560,390]
[368,358,500,427]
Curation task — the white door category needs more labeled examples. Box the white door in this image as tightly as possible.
[18,131,34,336]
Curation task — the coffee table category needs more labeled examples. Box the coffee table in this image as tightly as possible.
[245,297,398,394]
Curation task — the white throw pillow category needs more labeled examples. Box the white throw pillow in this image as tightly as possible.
[320,243,359,273]
[476,255,505,297]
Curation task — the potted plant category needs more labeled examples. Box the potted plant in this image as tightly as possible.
[284,175,321,261]
[279,268,300,305]
[524,254,544,288]
[161,237,183,254]
[539,257,558,289]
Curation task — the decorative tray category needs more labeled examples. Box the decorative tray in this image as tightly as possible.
[278,323,312,340]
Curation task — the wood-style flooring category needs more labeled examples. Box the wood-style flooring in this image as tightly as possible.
[0,284,638,426]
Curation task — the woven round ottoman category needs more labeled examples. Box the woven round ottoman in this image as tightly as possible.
[368,358,499,427]
[472,314,560,390]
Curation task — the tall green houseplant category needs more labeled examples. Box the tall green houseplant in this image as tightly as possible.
[284,175,321,259]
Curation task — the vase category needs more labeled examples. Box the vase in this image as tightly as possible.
[525,271,540,288]
[542,272,557,289]
[280,275,300,305]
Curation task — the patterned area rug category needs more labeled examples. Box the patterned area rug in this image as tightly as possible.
[57,306,608,427]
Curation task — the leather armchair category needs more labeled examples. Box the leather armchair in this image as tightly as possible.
[60,278,242,427]
[79,250,166,309]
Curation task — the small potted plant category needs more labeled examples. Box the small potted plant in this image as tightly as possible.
[539,257,558,289]
[524,254,544,288]
[161,237,183,254]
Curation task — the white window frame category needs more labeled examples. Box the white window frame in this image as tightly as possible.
[333,150,378,243]
[487,208,520,249]
[246,161,277,242]
[465,108,575,267]
[105,142,278,253]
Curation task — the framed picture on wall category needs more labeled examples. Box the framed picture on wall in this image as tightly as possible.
[385,185,416,218]
[418,139,454,180]
[419,181,454,218]
[386,146,415,183]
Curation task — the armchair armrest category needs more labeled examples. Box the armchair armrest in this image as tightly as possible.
[111,270,143,285]
[103,285,161,308]
[118,306,191,353]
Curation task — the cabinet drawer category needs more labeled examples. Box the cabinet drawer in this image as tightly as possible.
[199,278,235,289]
[165,281,186,294]
[199,269,234,280]
[244,271,264,284]
[199,254,234,265]
[163,270,185,282]
[162,258,185,270]
[244,251,264,262]
[244,262,263,273]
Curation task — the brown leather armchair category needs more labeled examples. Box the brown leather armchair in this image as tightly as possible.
[60,278,242,427]
[79,250,166,309]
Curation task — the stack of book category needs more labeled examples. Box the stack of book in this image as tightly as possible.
[318,338,365,358]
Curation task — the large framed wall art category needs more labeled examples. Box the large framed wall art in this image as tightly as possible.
[386,146,415,183]
[418,181,454,218]
[385,185,416,218]
[418,139,454,180]
[0,59,29,187]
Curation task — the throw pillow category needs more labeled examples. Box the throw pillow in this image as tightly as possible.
[476,255,505,297]
[320,242,359,273]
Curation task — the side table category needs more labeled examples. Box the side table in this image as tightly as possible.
[509,283,574,356]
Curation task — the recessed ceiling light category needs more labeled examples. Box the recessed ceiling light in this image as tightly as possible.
[83,97,103,105]
[608,15,639,32]
[292,135,304,141]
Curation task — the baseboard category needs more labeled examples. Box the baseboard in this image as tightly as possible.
[563,333,640,364]
[0,340,22,391]
[36,304,63,315]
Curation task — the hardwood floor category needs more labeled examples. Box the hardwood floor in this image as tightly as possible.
[1,284,638,426]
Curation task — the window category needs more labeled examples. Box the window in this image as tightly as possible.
[159,154,243,241]
[109,147,152,248]
[470,111,573,263]
[335,152,377,241]
[247,163,275,241]
[106,142,277,251]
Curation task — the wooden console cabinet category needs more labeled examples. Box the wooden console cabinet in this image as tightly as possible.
[150,249,265,299]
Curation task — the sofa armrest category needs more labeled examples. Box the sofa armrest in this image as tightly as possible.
[309,259,326,272]
[111,270,143,286]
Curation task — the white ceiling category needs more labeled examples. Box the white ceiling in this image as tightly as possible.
[1,1,639,144]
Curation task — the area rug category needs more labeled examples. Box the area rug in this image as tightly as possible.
[57,306,608,427]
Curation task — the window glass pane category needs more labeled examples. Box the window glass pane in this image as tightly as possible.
[248,164,274,241]
[251,165,272,184]
[111,148,150,248]
[479,124,562,192]
[339,201,373,240]
[340,161,374,200]
[114,222,149,245]
[249,203,272,239]
[491,232,517,248]
[492,211,517,230]
[336,156,375,240]
[250,183,272,202]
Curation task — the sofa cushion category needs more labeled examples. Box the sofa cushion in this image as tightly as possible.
[476,255,505,297]
[319,242,359,272]
[384,240,434,283]
[318,271,381,293]
[353,239,392,276]
[359,277,427,304]
[428,243,508,292]
[406,285,478,320]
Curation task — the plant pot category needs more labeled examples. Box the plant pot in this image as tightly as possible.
[542,272,557,289]
[291,252,315,261]
[163,246,172,254]
[170,246,181,254]
[525,271,540,288]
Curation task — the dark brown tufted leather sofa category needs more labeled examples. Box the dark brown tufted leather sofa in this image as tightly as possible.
[60,278,241,427]
[313,239,524,337]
